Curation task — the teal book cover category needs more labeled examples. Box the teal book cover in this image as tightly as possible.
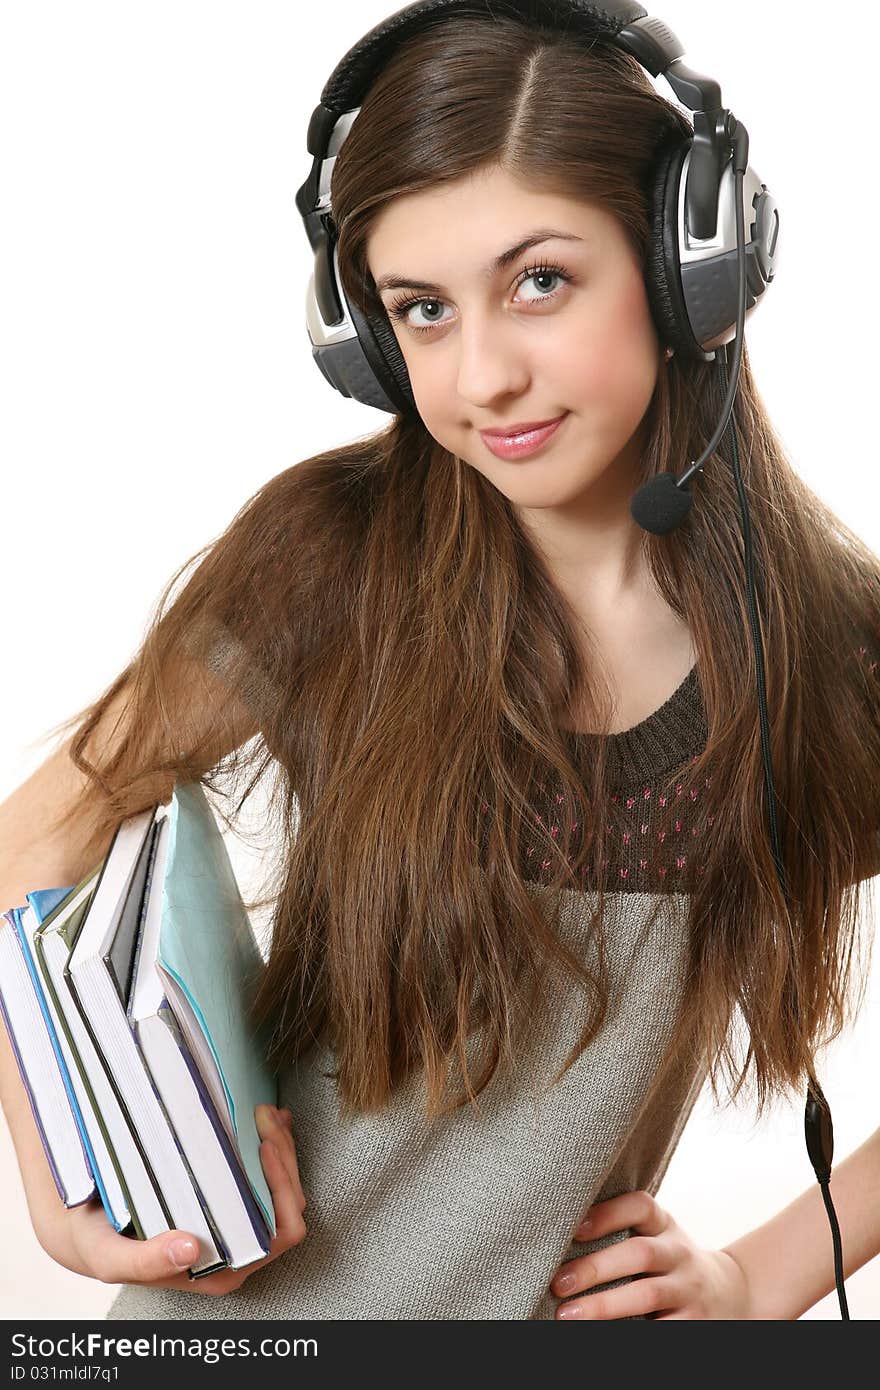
[157,781,277,1232]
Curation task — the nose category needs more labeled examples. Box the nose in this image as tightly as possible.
[455,310,530,408]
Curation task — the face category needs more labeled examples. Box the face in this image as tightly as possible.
[366,165,666,568]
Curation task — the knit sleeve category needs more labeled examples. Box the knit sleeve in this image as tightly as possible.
[174,475,300,740]
[188,612,284,734]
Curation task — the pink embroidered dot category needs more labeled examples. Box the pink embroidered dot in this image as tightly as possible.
[643,787,651,799]
[623,832,630,845]
[674,820,682,832]
[619,867,628,879]
[639,859,648,870]
[676,855,686,868]
[640,823,648,835]
[626,797,635,809]
[659,796,667,807]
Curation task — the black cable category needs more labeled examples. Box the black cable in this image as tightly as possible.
[715,291,850,1320]
[819,1178,851,1319]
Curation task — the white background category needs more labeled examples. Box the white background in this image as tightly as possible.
[1,0,877,1320]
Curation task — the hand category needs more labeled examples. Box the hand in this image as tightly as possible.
[37,1104,307,1296]
[550,1189,752,1320]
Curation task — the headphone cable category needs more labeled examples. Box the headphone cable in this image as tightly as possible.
[713,122,850,1318]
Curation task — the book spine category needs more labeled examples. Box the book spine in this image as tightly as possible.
[10,911,94,1190]
[0,964,66,1201]
[33,925,133,1234]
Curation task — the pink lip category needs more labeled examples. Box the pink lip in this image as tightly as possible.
[479,413,568,459]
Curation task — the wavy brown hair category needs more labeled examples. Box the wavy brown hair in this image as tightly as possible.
[41,16,880,1125]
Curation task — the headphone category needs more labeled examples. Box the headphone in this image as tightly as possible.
[295,0,850,1318]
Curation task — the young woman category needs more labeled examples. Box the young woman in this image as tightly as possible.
[3,7,880,1320]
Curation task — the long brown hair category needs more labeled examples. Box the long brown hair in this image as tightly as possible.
[43,16,880,1125]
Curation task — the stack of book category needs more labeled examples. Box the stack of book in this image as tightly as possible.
[0,779,278,1278]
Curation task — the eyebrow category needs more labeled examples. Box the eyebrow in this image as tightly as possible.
[372,229,584,296]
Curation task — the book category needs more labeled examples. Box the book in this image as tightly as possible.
[63,805,226,1276]
[17,875,127,1226]
[2,779,278,1276]
[0,892,95,1207]
[125,784,276,1268]
[33,871,169,1239]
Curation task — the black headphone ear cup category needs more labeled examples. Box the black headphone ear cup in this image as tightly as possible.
[645,134,702,360]
[340,290,416,415]
[363,306,416,412]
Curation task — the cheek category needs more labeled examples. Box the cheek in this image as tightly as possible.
[571,280,660,401]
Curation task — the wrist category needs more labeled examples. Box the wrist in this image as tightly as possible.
[716,1246,756,1319]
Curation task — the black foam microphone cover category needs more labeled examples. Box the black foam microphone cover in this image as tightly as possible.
[630,472,694,535]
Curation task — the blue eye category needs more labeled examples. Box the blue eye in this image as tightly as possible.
[385,262,573,337]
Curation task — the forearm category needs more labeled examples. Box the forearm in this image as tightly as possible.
[721,1125,880,1319]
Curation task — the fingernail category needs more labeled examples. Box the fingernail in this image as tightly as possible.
[555,1273,576,1293]
[168,1238,197,1268]
[576,1216,591,1234]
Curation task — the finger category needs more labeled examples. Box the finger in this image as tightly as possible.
[574,1190,669,1241]
[556,1275,679,1321]
[256,1106,306,1212]
[553,1233,673,1300]
[274,1109,307,1209]
[260,1139,307,1246]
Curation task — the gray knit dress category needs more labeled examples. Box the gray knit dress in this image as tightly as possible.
[105,664,715,1319]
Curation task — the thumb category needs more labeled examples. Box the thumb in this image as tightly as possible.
[95,1228,201,1284]
[162,1233,201,1273]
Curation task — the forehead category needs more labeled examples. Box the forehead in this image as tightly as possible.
[366,166,615,277]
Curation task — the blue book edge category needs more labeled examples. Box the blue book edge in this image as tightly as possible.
[0,916,66,1203]
[19,887,125,1225]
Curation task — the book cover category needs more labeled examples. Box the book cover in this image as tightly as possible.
[157,781,277,1233]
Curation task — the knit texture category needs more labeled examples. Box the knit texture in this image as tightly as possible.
[106,660,710,1320]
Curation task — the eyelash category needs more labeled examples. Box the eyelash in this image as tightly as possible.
[385,261,573,336]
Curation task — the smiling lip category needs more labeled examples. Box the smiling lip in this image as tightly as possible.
[480,415,565,437]
[479,413,568,459]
